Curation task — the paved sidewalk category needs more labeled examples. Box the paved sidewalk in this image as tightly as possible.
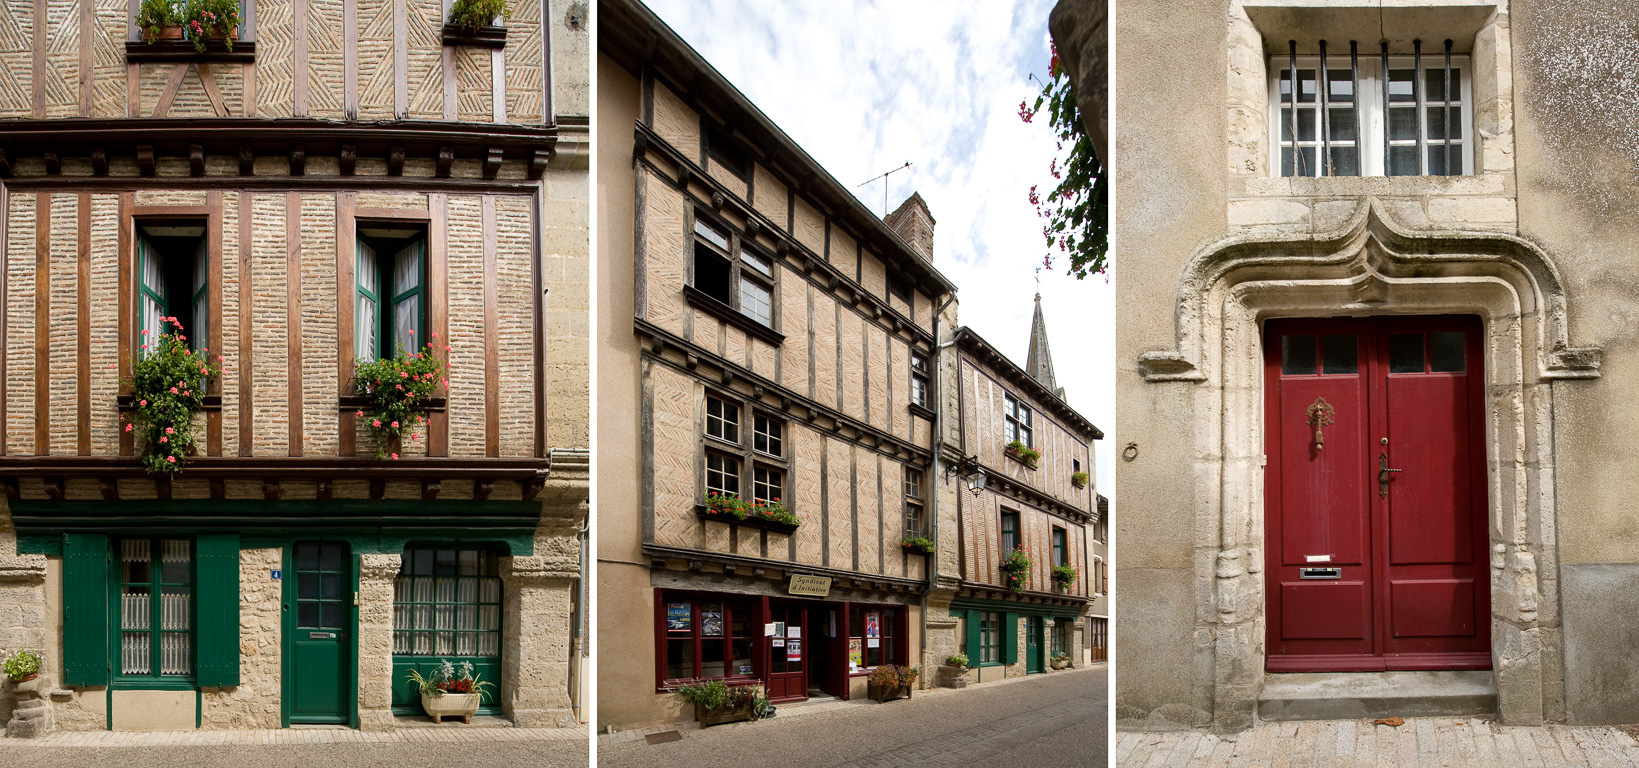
[8,724,586,747]
[1118,717,1639,766]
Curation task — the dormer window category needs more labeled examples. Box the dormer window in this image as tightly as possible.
[1271,40,1470,177]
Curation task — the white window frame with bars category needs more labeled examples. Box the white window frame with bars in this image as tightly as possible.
[909,351,931,408]
[391,547,503,659]
[1268,42,1472,178]
[903,466,924,538]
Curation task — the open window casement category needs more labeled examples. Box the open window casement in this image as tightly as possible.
[355,232,426,360]
[136,222,208,356]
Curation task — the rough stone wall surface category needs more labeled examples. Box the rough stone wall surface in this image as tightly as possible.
[549,0,589,118]
[500,555,577,727]
[200,548,282,729]
[1513,0,1639,726]
[357,553,399,731]
[0,510,48,727]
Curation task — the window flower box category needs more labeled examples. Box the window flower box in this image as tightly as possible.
[1071,471,1089,489]
[900,536,936,555]
[998,547,1033,594]
[442,0,507,48]
[1005,440,1040,470]
[695,493,800,535]
[1051,564,1079,592]
[440,23,507,48]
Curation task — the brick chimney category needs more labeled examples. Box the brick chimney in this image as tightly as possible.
[885,192,936,262]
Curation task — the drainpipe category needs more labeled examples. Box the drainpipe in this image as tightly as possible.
[925,291,958,681]
[572,512,589,722]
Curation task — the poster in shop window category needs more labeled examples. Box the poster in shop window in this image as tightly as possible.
[848,638,863,670]
[666,603,691,631]
[788,639,802,660]
[701,606,725,637]
[866,612,881,638]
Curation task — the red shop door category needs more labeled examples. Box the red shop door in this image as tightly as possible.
[1264,316,1490,672]
[766,603,808,702]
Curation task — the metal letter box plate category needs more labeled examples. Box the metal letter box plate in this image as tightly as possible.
[1299,567,1342,580]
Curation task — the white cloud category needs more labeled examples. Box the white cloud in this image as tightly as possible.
[644,0,1116,495]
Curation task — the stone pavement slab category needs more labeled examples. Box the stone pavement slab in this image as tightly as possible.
[7,724,586,747]
[1119,718,1639,767]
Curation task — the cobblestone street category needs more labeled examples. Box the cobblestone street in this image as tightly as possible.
[0,724,588,767]
[601,665,1106,767]
[1119,718,1639,767]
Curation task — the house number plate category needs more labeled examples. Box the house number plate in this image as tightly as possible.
[309,632,337,640]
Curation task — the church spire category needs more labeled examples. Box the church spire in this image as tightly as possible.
[1025,292,1060,398]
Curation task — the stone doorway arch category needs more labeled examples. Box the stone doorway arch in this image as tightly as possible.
[1138,198,1600,731]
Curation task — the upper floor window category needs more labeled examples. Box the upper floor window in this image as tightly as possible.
[887,271,911,304]
[752,413,782,457]
[1000,509,1019,555]
[706,394,739,443]
[1004,393,1033,448]
[1052,526,1067,568]
[357,228,426,359]
[903,467,924,538]
[137,222,208,356]
[691,215,777,329]
[1272,41,1470,177]
[910,352,930,408]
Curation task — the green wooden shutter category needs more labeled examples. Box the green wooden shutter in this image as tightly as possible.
[963,610,980,662]
[195,533,240,687]
[1003,612,1019,666]
[62,533,110,686]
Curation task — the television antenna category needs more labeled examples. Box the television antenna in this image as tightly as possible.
[857,161,912,217]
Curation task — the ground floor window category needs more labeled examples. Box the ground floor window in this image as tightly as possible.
[847,605,899,672]
[980,611,1001,664]
[117,538,193,679]
[1050,620,1068,657]
[392,547,503,714]
[659,594,755,685]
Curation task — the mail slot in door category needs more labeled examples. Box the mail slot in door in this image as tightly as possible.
[1299,567,1342,580]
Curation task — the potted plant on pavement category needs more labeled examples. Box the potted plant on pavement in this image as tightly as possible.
[1051,651,1071,670]
[3,649,41,684]
[999,547,1033,594]
[673,679,760,726]
[867,664,918,702]
[405,659,493,724]
[942,653,970,688]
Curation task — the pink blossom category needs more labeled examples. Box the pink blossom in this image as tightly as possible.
[170,387,178,394]
[167,455,176,463]
[391,453,399,460]
[356,410,365,417]
[217,355,225,362]
[125,423,133,432]
[140,400,147,406]
[445,345,453,352]
[141,329,149,336]
[431,332,439,339]
[390,421,399,428]
[408,329,414,335]
[165,427,174,435]
[372,420,381,428]
[411,433,420,440]
[399,371,409,378]
[159,436,169,443]
[182,391,189,396]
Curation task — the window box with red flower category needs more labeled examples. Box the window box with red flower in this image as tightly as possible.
[695,493,801,535]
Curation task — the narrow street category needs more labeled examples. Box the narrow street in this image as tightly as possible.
[601,665,1107,767]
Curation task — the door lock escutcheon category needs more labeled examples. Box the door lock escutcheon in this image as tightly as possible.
[1378,450,1402,498]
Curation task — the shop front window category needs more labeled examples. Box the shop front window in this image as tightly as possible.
[980,611,1001,664]
[661,595,755,684]
[391,547,503,714]
[1050,620,1068,657]
[847,605,898,672]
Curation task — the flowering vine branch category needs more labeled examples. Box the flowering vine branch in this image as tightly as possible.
[353,331,449,460]
[122,318,221,474]
[1020,42,1107,280]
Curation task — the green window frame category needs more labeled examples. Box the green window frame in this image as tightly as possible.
[113,538,194,681]
[980,611,1000,664]
[392,547,503,715]
[137,233,208,356]
[356,235,426,360]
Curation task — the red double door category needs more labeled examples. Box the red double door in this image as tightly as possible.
[1264,316,1490,672]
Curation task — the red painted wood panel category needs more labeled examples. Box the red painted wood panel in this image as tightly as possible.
[1265,315,1490,672]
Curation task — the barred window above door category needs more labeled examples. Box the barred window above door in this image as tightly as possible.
[393,548,502,658]
[1272,40,1470,178]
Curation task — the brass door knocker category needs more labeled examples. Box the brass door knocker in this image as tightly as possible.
[1306,397,1335,450]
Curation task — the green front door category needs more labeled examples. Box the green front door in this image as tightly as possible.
[1026,616,1044,674]
[289,542,353,724]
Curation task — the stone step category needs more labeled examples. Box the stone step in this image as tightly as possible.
[1258,670,1498,722]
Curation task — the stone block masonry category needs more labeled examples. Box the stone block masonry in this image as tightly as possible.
[200,548,282,729]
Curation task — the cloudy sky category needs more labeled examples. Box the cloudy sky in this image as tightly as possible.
[641,0,1117,494]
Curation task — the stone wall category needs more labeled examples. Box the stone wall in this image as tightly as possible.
[200,548,282,729]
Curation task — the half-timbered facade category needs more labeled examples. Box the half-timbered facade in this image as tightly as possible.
[0,0,588,734]
[597,0,958,727]
[931,303,1103,685]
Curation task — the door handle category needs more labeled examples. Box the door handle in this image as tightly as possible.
[1378,451,1402,498]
